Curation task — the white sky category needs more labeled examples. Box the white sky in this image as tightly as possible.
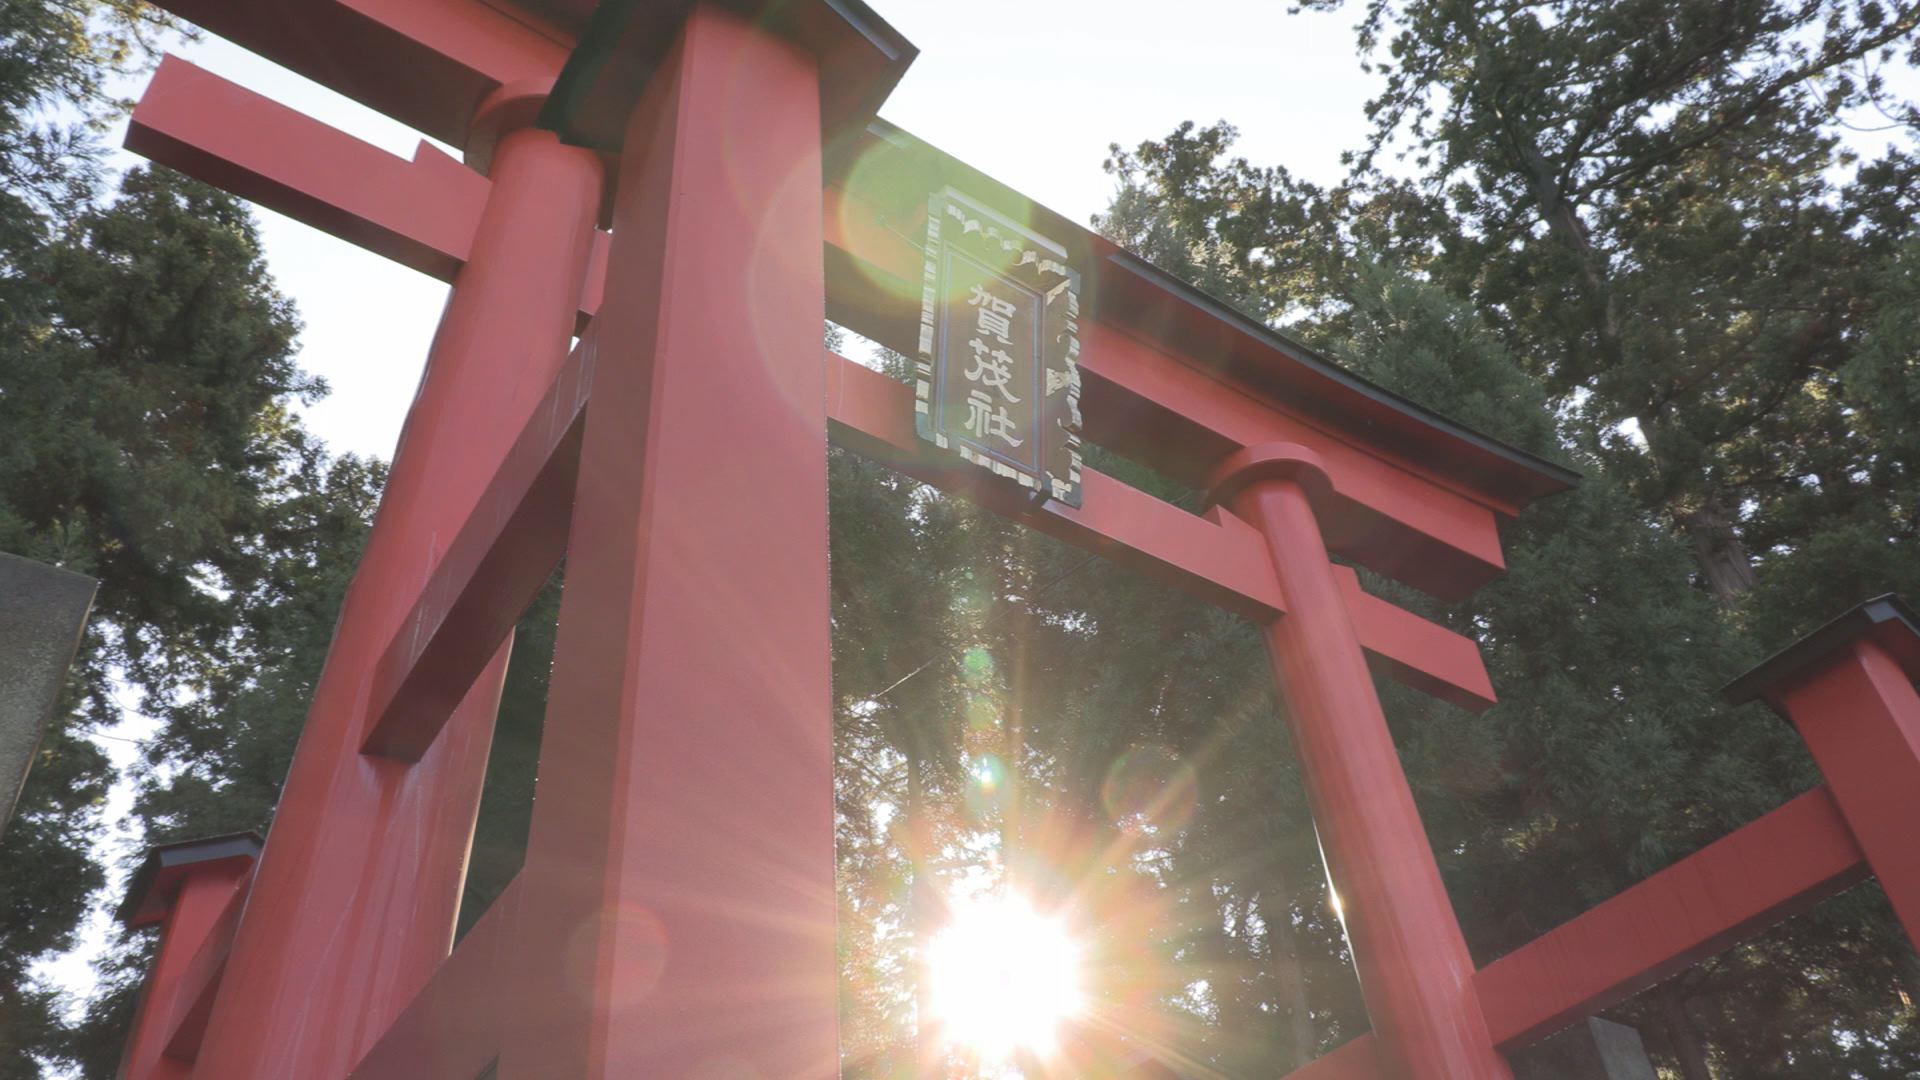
[107,0,1384,461]
[46,0,1919,1044]
[43,0,1387,1028]
[118,0,1919,462]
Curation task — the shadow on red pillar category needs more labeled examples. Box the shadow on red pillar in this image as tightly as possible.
[497,6,838,1076]
[1724,594,1920,944]
[1209,443,1513,1080]
[114,834,260,1080]
[186,105,605,1077]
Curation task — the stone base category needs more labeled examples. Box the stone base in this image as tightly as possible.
[1511,1017,1660,1080]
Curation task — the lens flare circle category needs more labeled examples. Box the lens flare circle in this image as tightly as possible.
[927,894,1085,1061]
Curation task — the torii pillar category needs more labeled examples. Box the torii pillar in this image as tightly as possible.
[1211,446,1511,1079]
[500,7,842,1072]
[118,1,1575,1077]
[138,1,915,1076]
[1724,595,1920,942]
[187,83,605,1080]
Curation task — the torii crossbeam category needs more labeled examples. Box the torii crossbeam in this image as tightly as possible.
[108,2,1920,1079]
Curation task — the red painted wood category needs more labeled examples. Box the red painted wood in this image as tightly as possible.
[356,339,1495,767]
[142,0,570,149]
[1474,786,1870,1049]
[128,56,487,283]
[187,123,604,1077]
[362,329,596,759]
[137,0,1565,523]
[1774,640,1920,943]
[499,9,839,1074]
[353,336,1496,767]
[825,351,1497,709]
[119,6,1920,1074]
[113,14,1576,1073]
[822,183,1509,600]
[817,172,1556,517]
[155,870,248,1063]
[825,347,1281,609]
[120,863,250,1080]
[135,57,1514,612]
[1083,321,1507,594]
[129,60,1517,604]
[1333,564,1495,711]
[129,59,612,339]
[349,877,527,1079]
[1215,444,1511,1080]
[1280,1034,1384,1080]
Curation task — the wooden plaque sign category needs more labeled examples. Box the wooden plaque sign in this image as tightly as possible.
[914,187,1083,505]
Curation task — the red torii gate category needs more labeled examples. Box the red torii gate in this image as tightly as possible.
[108,2,1920,1078]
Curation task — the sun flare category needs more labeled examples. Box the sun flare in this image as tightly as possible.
[927,894,1087,1062]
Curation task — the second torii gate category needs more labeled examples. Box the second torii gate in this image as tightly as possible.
[109,1,1920,1078]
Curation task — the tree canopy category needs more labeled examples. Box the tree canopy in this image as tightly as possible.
[1090,0,1920,1073]
[1,3,382,1075]
[5,1,1919,1078]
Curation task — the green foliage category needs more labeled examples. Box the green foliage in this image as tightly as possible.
[0,156,375,1075]
[1093,1,1920,1073]
[130,450,383,840]
[7,2,1916,1078]
[0,3,368,1075]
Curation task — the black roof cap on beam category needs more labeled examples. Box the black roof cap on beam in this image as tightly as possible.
[1723,593,1920,711]
[545,5,1575,512]
[117,832,263,928]
[845,117,1579,512]
[1099,250,1581,504]
[538,0,916,164]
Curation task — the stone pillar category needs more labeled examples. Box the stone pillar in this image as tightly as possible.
[1510,1018,1660,1080]
[0,552,95,837]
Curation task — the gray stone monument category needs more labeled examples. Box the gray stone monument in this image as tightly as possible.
[1510,1016,1661,1080]
[1,552,97,838]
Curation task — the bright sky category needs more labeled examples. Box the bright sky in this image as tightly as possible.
[129,1,1919,462]
[112,0,1383,462]
[50,0,1918,1048]
[45,0,1385,1029]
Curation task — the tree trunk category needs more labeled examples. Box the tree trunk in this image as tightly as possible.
[1492,92,1761,601]
[1892,941,1920,1016]
[1681,491,1759,602]
[1631,411,1759,604]
[909,753,939,1077]
[1655,985,1715,1080]
[1258,890,1316,1069]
